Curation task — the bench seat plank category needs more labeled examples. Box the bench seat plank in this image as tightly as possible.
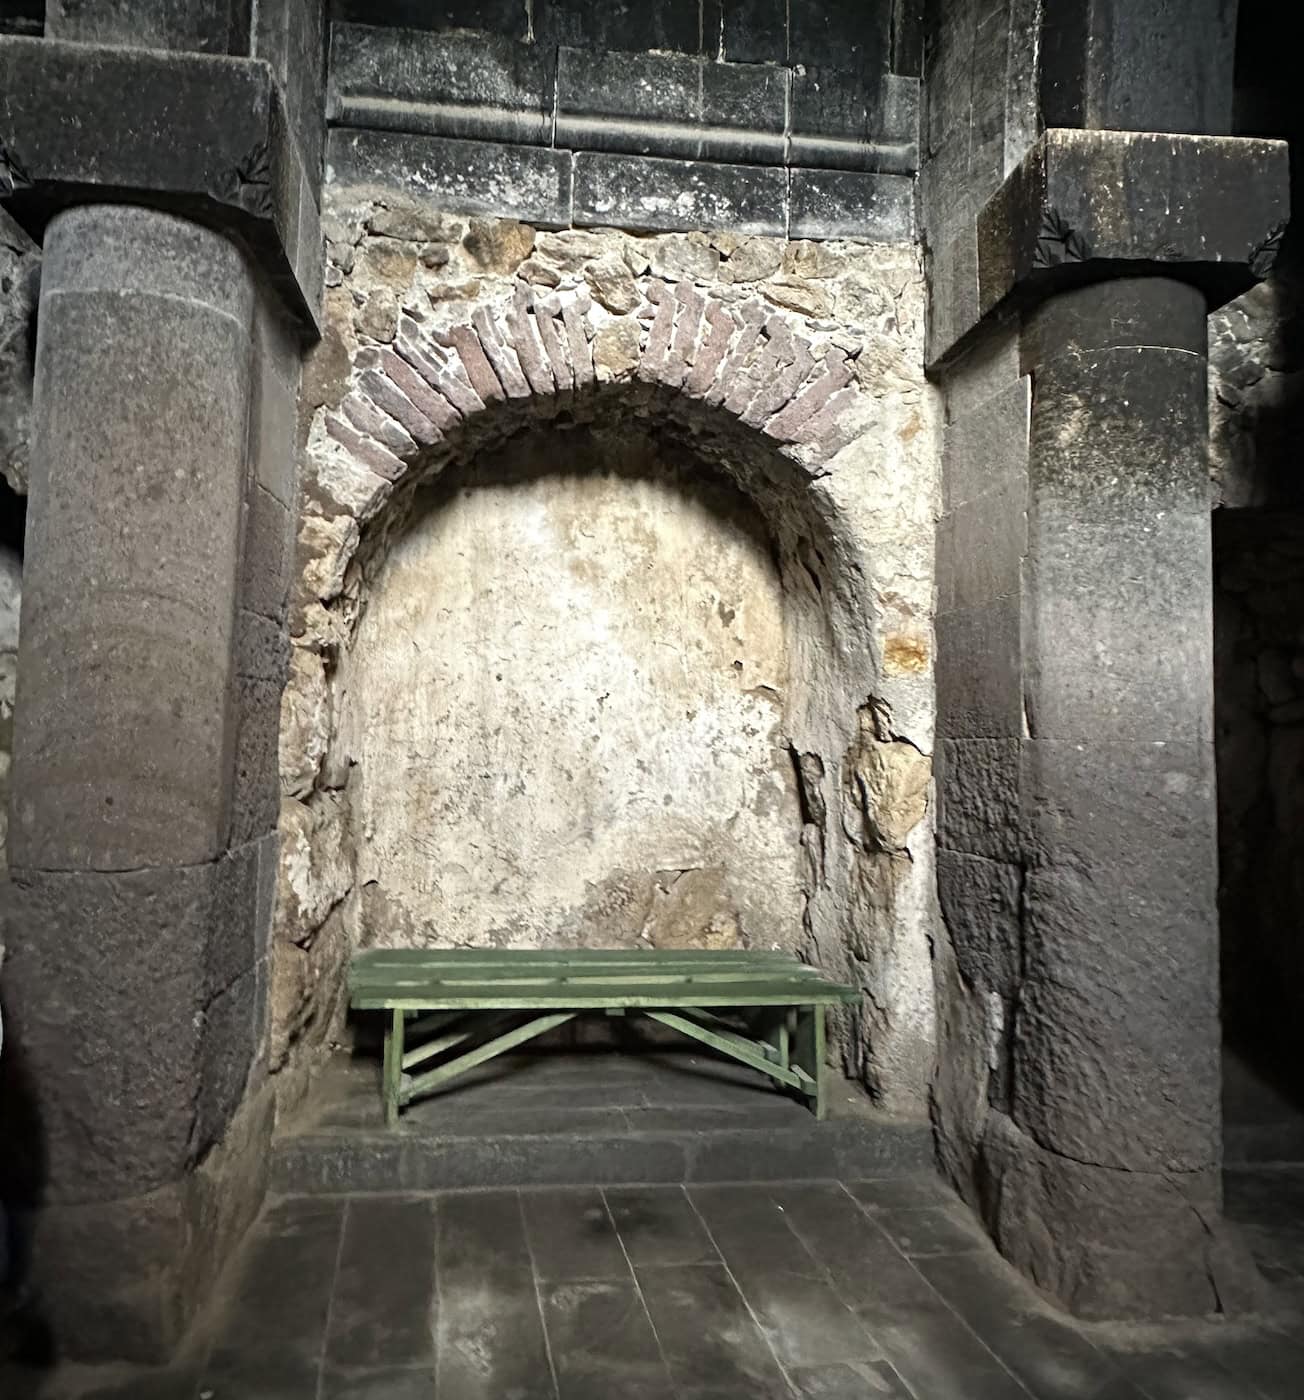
[351,947,858,1121]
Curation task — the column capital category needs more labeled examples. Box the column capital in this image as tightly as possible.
[0,35,321,337]
[929,128,1290,368]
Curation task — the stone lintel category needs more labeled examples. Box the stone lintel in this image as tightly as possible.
[928,127,1289,369]
[0,36,321,337]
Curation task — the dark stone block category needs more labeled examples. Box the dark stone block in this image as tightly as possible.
[941,375,1029,513]
[535,0,703,53]
[935,602,1022,739]
[1027,343,1209,520]
[328,23,555,141]
[542,1277,674,1397]
[721,0,786,63]
[944,472,1026,610]
[605,1184,718,1266]
[913,1250,1136,1398]
[201,1196,344,1388]
[230,674,284,844]
[325,1198,436,1368]
[11,210,252,871]
[556,48,786,165]
[935,850,1022,998]
[936,737,1020,862]
[1,858,262,1203]
[521,1186,629,1282]
[788,169,914,240]
[1022,275,1206,367]
[788,0,890,72]
[0,36,320,331]
[44,0,252,53]
[435,1191,553,1400]
[891,0,923,77]
[16,1185,196,1363]
[978,1111,1252,1320]
[638,1262,789,1396]
[243,484,294,624]
[689,1184,882,1367]
[573,151,786,235]
[972,129,1290,336]
[789,74,919,174]
[1039,0,1236,137]
[1023,511,1213,743]
[327,127,571,227]
[1014,742,1220,1172]
[330,0,528,37]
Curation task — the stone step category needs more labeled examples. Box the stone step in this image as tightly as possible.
[271,1051,936,1193]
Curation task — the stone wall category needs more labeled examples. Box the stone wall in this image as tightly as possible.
[272,185,941,1113]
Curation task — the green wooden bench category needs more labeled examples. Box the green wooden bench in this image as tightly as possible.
[349,948,859,1125]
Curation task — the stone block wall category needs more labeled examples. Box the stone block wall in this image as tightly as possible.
[324,2,919,240]
[270,182,943,1116]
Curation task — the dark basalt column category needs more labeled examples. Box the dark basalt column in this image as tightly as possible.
[0,203,291,1361]
[926,37,1289,1306]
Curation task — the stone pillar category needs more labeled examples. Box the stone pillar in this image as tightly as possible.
[929,124,1288,1317]
[0,203,285,1360]
[986,277,1237,1314]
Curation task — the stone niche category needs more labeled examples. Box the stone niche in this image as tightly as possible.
[338,428,803,954]
[273,189,941,1114]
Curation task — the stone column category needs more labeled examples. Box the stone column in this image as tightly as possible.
[930,126,1288,1316]
[0,204,280,1360]
[989,276,1235,1314]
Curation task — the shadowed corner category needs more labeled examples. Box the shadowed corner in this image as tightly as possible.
[0,985,56,1382]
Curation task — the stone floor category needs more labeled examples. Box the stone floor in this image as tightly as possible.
[4,1047,1304,1399]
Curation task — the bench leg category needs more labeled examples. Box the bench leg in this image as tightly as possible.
[383,1007,405,1127]
[793,1003,827,1119]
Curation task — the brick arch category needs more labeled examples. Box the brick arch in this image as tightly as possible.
[317,279,864,490]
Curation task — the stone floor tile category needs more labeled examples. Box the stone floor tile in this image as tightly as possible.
[636,1262,790,1396]
[1118,1344,1266,1399]
[521,1187,631,1282]
[197,1196,345,1396]
[858,1296,1034,1400]
[867,1203,992,1257]
[604,1185,718,1267]
[846,1176,958,1211]
[915,1251,1137,1399]
[770,1183,941,1313]
[540,1278,675,1399]
[689,1185,882,1367]
[1195,1330,1304,1400]
[789,1359,917,1397]
[433,1191,555,1400]
[324,1197,436,1369]
[319,1364,436,1398]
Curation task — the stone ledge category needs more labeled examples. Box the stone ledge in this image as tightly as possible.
[928,128,1290,368]
[327,21,920,179]
[0,36,321,337]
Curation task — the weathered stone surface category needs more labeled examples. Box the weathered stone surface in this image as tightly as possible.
[936,737,1020,862]
[649,233,720,283]
[464,216,535,273]
[591,316,642,380]
[1,852,259,1203]
[934,602,1021,740]
[0,35,320,330]
[789,169,915,242]
[0,207,36,495]
[936,849,1021,998]
[979,1112,1255,1320]
[328,128,571,228]
[9,206,252,872]
[720,235,783,284]
[572,152,787,236]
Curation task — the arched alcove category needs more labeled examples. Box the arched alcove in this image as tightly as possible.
[276,239,939,1114]
[338,421,807,952]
